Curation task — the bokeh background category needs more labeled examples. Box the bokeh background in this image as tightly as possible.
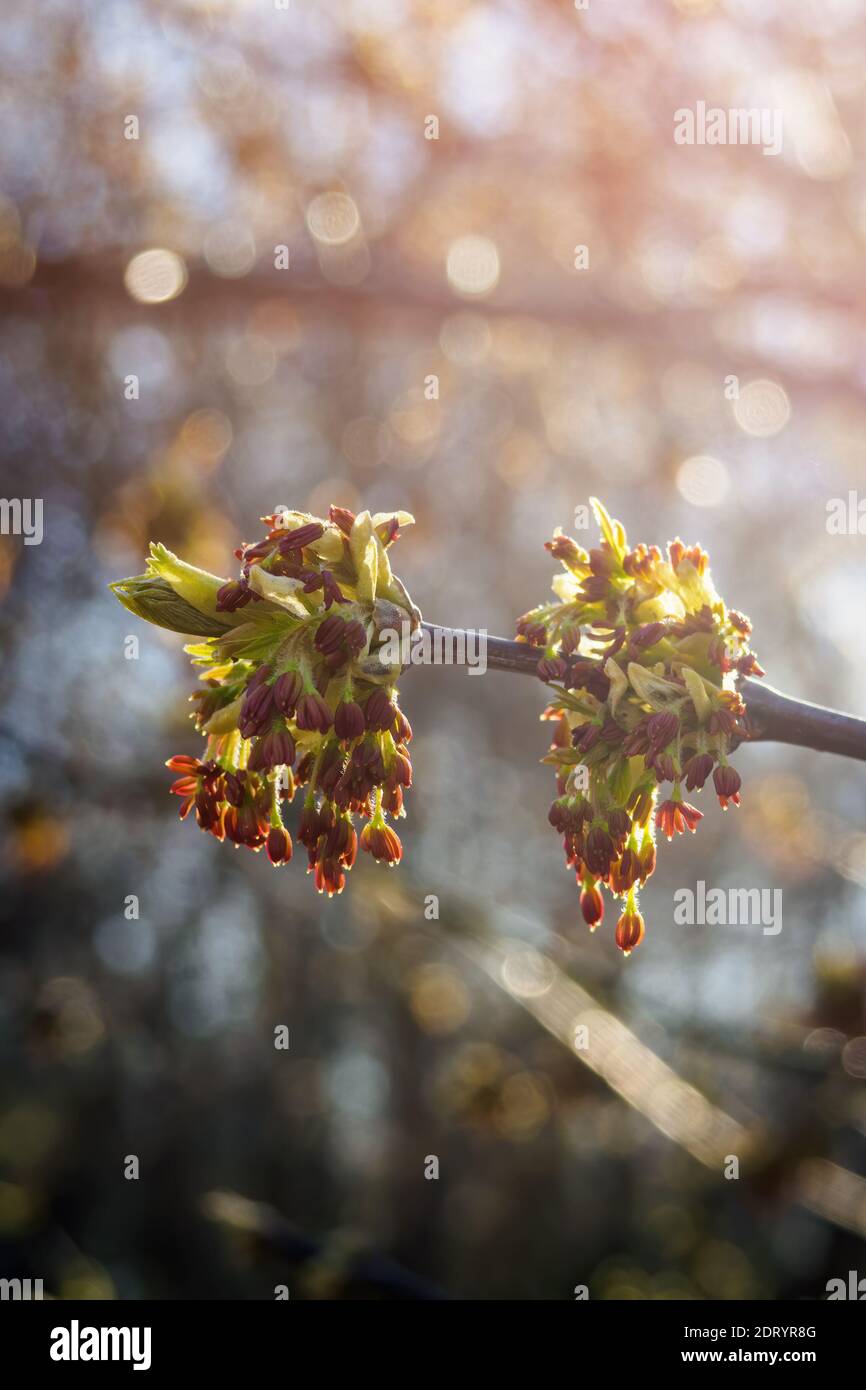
[1,0,866,1300]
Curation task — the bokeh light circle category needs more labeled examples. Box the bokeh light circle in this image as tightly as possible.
[676,455,730,507]
[305,192,361,246]
[123,249,187,304]
[733,379,791,437]
[446,235,500,297]
[203,221,257,279]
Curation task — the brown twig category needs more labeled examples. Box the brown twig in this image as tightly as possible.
[735,677,866,762]
[416,622,866,764]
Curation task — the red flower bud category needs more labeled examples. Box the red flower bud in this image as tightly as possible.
[615,910,645,956]
[334,699,366,740]
[655,798,703,840]
[585,825,615,878]
[736,652,765,678]
[647,711,679,748]
[638,840,656,883]
[315,613,349,655]
[295,691,333,733]
[713,764,741,809]
[239,682,275,738]
[248,728,296,771]
[224,771,246,806]
[216,578,255,612]
[166,754,201,774]
[709,707,739,736]
[329,505,356,535]
[272,671,303,717]
[266,825,293,865]
[647,750,677,783]
[683,752,714,792]
[278,522,325,554]
[537,657,569,682]
[545,533,583,564]
[580,883,604,930]
[314,858,346,896]
[607,808,632,846]
[360,822,403,865]
[364,687,397,733]
[610,848,640,894]
[516,615,548,646]
[631,622,666,649]
[322,571,349,608]
[573,722,602,753]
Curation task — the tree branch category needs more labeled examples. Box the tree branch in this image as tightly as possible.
[416,622,866,763]
[735,677,866,762]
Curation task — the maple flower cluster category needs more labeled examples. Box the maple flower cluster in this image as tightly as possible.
[516,500,764,955]
[111,506,419,895]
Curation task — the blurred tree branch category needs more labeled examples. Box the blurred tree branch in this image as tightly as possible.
[6,254,866,401]
[432,900,866,1242]
[201,1191,447,1301]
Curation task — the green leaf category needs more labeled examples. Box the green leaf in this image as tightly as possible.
[246,567,312,617]
[349,510,378,602]
[682,666,713,724]
[604,657,629,715]
[589,497,627,562]
[109,575,232,637]
[202,695,243,735]
[627,662,683,709]
[541,748,586,767]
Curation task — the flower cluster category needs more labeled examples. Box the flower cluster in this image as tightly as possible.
[111,506,419,895]
[517,499,763,954]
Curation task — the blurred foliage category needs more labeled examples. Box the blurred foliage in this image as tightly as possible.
[0,0,865,1298]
